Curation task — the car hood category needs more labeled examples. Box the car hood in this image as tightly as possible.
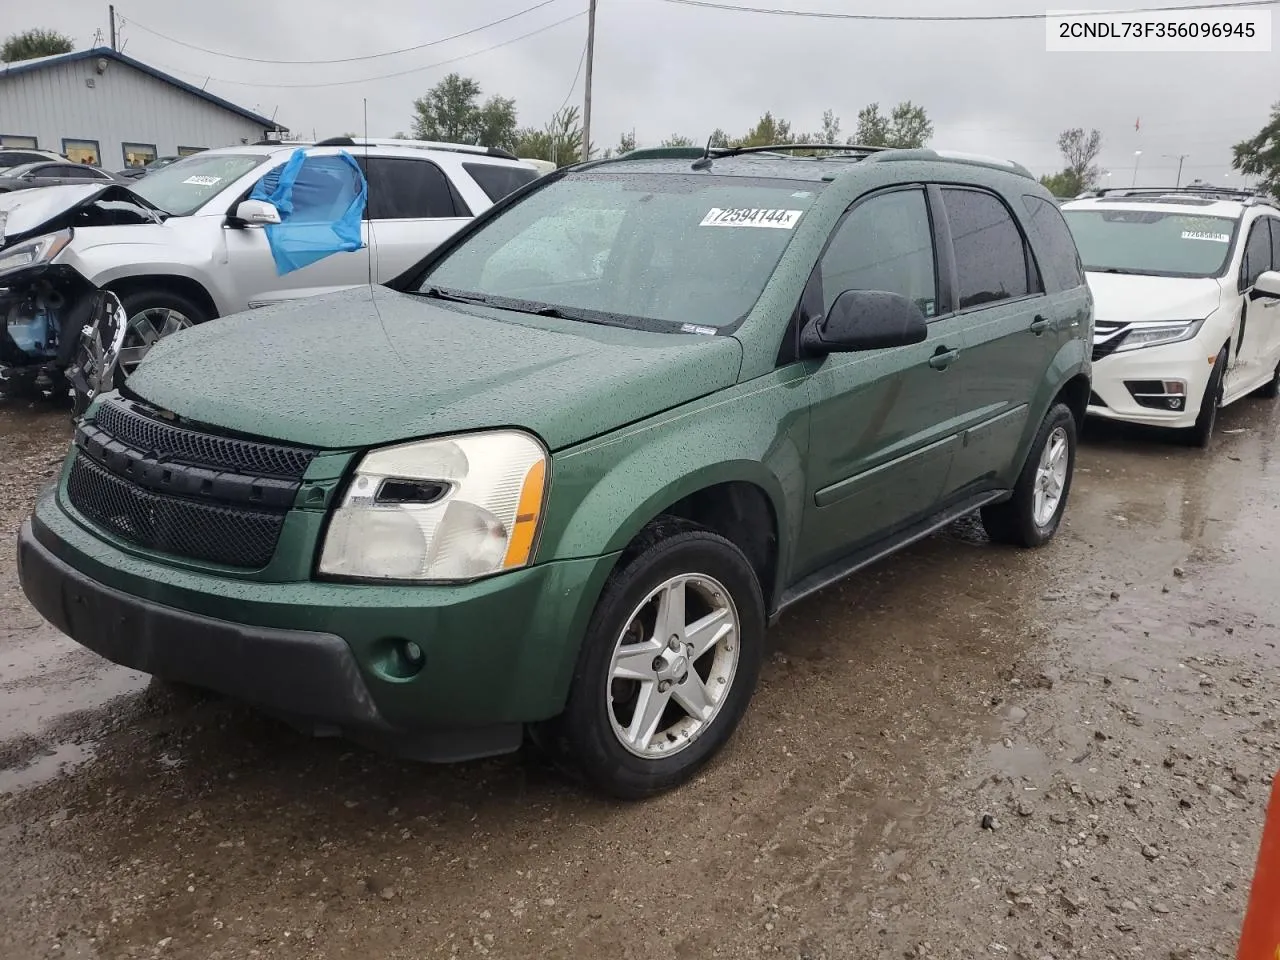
[0,182,159,247]
[1085,271,1224,324]
[124,285,745,451]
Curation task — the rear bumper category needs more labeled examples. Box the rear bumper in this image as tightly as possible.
[18,488,619,759]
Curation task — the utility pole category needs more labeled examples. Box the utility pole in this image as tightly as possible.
[1164,153,1190,187]
[108,4,117,50]
[581,0,598,163]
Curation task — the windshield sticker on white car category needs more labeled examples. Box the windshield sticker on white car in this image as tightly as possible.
[700,208,803,229]
[183,175,223,186]
[1181,230,1230,243]
[680,323,718,335]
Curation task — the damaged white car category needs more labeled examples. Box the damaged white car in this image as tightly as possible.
[0,137,539,405]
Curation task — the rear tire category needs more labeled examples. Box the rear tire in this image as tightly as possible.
[981,402,1077,548]
[113,289,210,387]
[1182,345,1227,448]
[535,521,766,800]
[1255,359,1280,400]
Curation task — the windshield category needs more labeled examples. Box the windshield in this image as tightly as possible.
[1063,208,1238,278]
[420,171,823,330]
[129,153,270,216]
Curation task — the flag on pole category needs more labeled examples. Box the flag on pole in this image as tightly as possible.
[1135,117,1141,132]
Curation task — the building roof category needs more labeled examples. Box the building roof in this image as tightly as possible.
[0,47,285,132]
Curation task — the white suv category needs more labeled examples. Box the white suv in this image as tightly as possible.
[1062,188,1280,445]
[0,137,539,379]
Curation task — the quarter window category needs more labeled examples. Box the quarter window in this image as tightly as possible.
[464,162,539,203]
[818,188,938,319]
[1269,218,1280,272]
[362,157,458,220]
[1241,219,1274,289]
[943,188,1034,308]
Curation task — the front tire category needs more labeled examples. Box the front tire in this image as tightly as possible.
[113,289,210,387]
[537,522,766,799]
[981,402,1077,548]
[1183,345,1227,448]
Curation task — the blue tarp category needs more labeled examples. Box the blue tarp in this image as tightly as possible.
[249,148,367,276]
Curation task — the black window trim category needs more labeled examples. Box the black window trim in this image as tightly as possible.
[121,141,158,169]
[61,137,100,164]
[935,182,1047,315]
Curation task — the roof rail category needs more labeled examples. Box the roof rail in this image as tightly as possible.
[311,136,519,161]
[1081,185,1263,201]
[863,148,1035,181]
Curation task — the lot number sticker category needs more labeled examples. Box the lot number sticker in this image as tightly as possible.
[700,208,803,229]
[1181,230,1230,242]
[183,175,222,186]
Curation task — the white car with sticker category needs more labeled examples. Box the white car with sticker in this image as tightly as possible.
[0,137,540,384]
[1061,188,1280,446]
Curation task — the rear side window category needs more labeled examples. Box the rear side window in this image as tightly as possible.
[362,157,459,220]
[1022,195,1085,292]
[0,151,47,167]
[1241,218,1273,289]
[464,162,539,203]
[942,188,1034,309]
[818,188,939,319]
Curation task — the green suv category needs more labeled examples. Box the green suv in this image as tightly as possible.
[17,145,1093,798]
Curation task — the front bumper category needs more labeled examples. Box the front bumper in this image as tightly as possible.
[18,489,619,759]
[1086,338,1219,430]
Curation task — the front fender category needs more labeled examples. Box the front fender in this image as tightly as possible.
[537,368,812,605]
[60,244,230,315]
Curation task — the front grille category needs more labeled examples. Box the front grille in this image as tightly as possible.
[67,455,285,568]
[64,398,318,569]
[93,398,315,479]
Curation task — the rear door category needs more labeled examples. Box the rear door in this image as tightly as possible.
[940,187,1060,499]
[794,185,966,576]
[360,156,471,281]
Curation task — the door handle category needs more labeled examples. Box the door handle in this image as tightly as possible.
[1030,315,1051,335]
[928,347,960,370]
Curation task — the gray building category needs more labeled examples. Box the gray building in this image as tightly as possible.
[0,46,285,171]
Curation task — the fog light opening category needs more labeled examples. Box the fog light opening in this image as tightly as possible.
[402,640,424,667]
[372,637,427,680]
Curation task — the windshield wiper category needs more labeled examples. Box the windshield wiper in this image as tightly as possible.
[1090,267,1151,276]
[420,286,490,304]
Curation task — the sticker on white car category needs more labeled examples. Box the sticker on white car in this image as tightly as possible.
[1180,230,1230,242]
[183,175,223,186]
[700,208,803,229]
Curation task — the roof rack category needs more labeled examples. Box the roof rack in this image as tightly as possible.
[1080,185,1264,202]
[312,136,519,161]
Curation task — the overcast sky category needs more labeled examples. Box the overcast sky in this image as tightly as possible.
[22,0,1279,184]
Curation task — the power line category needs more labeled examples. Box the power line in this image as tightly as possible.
[117,0,564,65]
[648,0,1275,21]
[135,12,587,89]
[558,37,589,114]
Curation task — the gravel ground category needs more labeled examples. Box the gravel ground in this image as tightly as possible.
[0,395,1276,960]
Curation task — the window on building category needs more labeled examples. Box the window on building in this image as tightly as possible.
[0,135,38,149]
[177,146,206,157]
[62,139,100,164]
[122,142,158,169]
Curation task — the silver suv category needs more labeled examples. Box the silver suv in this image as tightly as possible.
[0,137,539,390]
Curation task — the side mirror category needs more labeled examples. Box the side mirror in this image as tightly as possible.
[800,289,929,356]
[1250,270,1280,301]
[233,199,282,226]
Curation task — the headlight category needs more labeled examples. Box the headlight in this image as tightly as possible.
[0,229,72,277]
[1115,319,1205,353]
[318,430,548,582]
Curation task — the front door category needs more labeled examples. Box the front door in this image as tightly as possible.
[360,156,471,281]
[1229,216,1280,396]
[795,186,964,577]
[222,156,374,310]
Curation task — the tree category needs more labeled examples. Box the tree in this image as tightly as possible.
[661,134,695,148]
[410,73,518,150]
[707,128,732,149]
[1058,127,1103,194]
[737,112,795,148]
[819,109,841,144]
[514,106,584,167]
[2,28,74,62]
[1233,101,1280,200]
[617,130,636,155]
[1039,171,1078,197]
[852,101,932,149]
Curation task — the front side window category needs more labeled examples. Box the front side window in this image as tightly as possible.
[1241,218,1274,289]
[1063,208,1237,278]
[364,158,457,220]
[943,188,1034,308]
[130,153,269,216]
[818,188,938,318]
[419,172,823,330]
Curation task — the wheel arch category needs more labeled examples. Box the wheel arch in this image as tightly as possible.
[103,274,220,322]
